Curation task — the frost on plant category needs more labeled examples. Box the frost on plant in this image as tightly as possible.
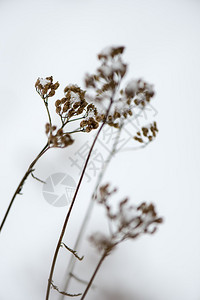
[0,46,163,300]
[90,184,163,254]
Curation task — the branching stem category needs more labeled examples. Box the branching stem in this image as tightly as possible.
[0,142,49,233]
[61,243,84,261]
[80,251,107,300]
[45,97,113,300]
[59,124,123,299]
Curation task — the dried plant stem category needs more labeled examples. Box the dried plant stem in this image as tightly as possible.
[44,101,52,129]
[51,282,81,297]
[61,242,84,261]
[60,125,123,299]
[0,142,49,233]
[80,251,107,300]
[45,98,113,300]
[69,273,96,288]
[60,108,149,298]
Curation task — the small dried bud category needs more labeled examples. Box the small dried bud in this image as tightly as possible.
[55,100,61,107]
[134,136,144,143]
[45,123,50,134]
[56,106,61,114]
[35,76,59,99]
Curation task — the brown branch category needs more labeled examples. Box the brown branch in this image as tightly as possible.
[45,97,113,300]
[80,251,107,300]
[0,142,49,233]
[31,170,46,184]
[51,282,81,297]
[61,243,84,261]
[69,273,96,288]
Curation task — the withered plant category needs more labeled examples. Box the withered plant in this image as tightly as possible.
[1,46,162,300]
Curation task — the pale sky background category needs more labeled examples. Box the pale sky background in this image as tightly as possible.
[0,0,200,300]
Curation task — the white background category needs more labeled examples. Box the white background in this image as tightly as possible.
[0,0,200,299]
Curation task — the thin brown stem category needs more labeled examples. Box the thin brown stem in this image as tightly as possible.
[61,242,84,261]
[44,101,52,128]
[60,106,148,297]
[80,251,107,300]
[60,124,123,299]
[0,142,49,233]
[69,273,96,288]
[45,98,113,300]
[51,282,81,297]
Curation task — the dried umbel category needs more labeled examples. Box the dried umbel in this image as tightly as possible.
[85,46,127,106]
[89,232,115,253]
[125,79,154,106]
[134,121,158,143]
[90,183,163,254]
[106,77,155,128]
[85,46,127,92]
[45,123,74,148]
[55,85,99,132]
[35,76,59,99]
[55,84,87,118]
[85,47,155,131]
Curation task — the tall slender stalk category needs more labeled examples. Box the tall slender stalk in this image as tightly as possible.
[0,142,49,233]
[60,107,147,297]
[80,251,107,300]
[45,97,114,300]
[59,125,122,298]
[0,95,53,233]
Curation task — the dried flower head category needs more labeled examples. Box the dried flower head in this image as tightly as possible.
[35,76,59,99]
[89,232,115,253]
[85,46,127,101]
[90,183,163,254]
[134,121,158,143]
[45,123,74,148]
[55,84,87,119]
[85,47,156,132]
[55,85,100,132]
[125,79,154,107]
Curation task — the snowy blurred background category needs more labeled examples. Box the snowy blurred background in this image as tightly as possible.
[0,0,200,299]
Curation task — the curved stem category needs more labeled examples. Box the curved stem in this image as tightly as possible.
[44,101,52,128]
[80,252,107,300]
[0,142,49,233]
[45,98,113,300]
[60,125,123,299]
[60,105,148,297]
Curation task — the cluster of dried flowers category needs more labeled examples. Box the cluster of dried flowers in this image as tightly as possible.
[33,47,161,299]
[45,124,74,148]
[35,76,59,99]
[55,85,99,132]
[90,184,163,254]
[55,85,87,121]
[134,121,159,144]
[0,46,162,300]
[85,46,156,134]
[35,46,157,150]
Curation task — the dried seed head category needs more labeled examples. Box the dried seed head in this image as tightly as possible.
[46,124,74,148]
[55,85,88,120]
[125,79,155,107]
[45,123,50,134]
[56,106,61,114]
[89,232,115,253]
[134,122,158,144]
[90,184,163,255]
[35,76,59,99]
[84,46,127,106]
[55,100,61,107]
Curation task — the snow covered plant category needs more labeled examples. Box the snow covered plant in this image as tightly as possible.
[45,47,161,299]
[81,184,163,300]
[0,46,162,299]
